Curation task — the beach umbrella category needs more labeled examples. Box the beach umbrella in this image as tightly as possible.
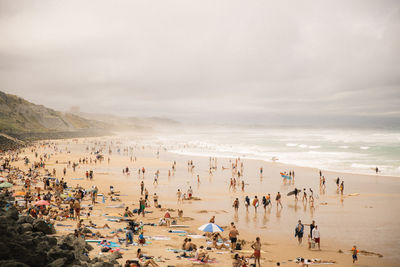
[198,223,224,233]
[0,182,13,188]
[13,191,26,197]
[35,200,50,206]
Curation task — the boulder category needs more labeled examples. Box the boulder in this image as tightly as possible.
[0,260,30,267]
[33,220,55,234]
[5,207,19,221]
[17,216,34,225]
[20,223,33,233]
[46,258,66,267]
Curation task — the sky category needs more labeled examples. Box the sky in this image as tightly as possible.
[0,0,399,127]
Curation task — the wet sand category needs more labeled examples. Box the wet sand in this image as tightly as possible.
[10,136,400,266]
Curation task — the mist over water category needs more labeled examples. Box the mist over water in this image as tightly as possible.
[136,126,400,176]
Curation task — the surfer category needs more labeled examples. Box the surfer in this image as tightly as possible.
[253,196,259,212]
[375,167,379,174]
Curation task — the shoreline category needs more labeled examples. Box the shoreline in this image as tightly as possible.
[5,136,399,266]
[168,149,400,179]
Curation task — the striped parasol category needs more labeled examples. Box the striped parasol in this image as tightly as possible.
[198,223,224,233]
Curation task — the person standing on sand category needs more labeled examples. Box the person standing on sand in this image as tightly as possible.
[352,245,359,264]
[233,198,239,212]
[177,189,182,204]
[295,220,304,245]
[245,196,250,211]
[241,181,245,191]
[140,181,144,195]
[312,225,320,250]
[260,167,263,178]
[139,197,146,217]
[276,192,283,208]
[251,237,262,267]
[340,181,344,195]
[253,196,259,212]
[229,225,239,251]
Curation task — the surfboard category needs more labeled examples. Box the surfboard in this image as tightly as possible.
[251,198,259,207]
[287,190,296,196]
[281,174,292,180]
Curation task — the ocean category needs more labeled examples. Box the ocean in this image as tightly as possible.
[136,126,400,177]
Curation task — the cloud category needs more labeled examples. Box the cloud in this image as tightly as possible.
[0,0,399,126]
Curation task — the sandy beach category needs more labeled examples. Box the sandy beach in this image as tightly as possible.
[5,135,400,267]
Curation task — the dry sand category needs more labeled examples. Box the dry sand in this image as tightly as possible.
[8,136,400,266]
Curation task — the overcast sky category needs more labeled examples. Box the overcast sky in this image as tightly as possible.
[0,0,399,126]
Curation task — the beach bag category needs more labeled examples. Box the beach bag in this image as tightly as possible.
[235,243,242,250]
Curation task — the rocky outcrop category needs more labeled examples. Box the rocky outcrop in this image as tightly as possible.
[0,194,122,267]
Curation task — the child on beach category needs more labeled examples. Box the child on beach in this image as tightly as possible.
[352,245,359,264]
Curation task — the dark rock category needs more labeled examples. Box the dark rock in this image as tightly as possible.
[0,260,30,267]
[46,258,66,267]
[33,219,55,234]
[19,223,33,233]
[5,207,19,221]
[17,216,34,224]
[85,242,94,251]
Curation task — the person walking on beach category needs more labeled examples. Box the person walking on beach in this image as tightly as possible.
[276,192,283,208]
[245,196,250,211]
[253,196,259,212]
[233,198,239,212]
[251,237,262,267]
[139,197,146,217]
[177,189,182,204]
[312,225,320,250]
[140,181,144,195]
[352,245,359,264]
[295,220,304,245]
[229,225,239,251]
[340,181,344,195]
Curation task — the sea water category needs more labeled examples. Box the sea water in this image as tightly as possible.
[138,126,400,177]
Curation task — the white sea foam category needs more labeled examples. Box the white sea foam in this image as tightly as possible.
[286,143,298,147]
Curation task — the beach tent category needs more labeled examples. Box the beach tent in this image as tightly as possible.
[198,223,224,233]
[0,182,13,188]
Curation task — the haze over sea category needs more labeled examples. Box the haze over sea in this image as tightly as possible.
[134,126,400,177]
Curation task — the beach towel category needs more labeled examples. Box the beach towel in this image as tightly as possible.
[188,258,217,264]
[170,225,189,228]
[71,178,84,180]
[188,235,205,239]
[85,240,102,243]
[168,230,187,234]
[146,236,171,241]
[106,204,125,208]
